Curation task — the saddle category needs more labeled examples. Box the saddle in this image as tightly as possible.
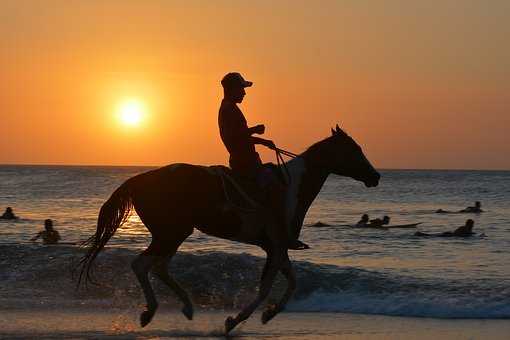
[207,164,310,250]
[207,163,286,211]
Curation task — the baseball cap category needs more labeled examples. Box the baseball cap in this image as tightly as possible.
[221,72,253,89]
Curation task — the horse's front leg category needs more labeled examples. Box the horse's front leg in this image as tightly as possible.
[261,254,296,324]
[224,250,284,334]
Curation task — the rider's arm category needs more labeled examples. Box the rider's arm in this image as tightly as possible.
[250,136,276,150]
[221,112,250,143]
[248,124,265,135]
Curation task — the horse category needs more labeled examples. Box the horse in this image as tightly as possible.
[77,124,380,334]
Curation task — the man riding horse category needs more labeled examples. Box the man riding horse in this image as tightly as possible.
[77,72,380,334]
[218,72,307,250]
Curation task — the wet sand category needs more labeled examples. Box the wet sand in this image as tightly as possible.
[1,307,509,339]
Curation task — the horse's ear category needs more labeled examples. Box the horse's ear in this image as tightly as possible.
[335,124,341,133]
[331,127,336,136]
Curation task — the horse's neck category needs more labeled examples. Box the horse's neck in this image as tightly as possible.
[285,157,329,238]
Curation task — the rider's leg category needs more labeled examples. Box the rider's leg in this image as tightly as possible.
[263,170,308,250]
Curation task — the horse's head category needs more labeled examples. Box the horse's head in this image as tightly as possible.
[305,124,380,187]
[329,124,380,187]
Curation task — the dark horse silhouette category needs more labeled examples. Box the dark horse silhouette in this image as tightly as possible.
[77,124,380,334]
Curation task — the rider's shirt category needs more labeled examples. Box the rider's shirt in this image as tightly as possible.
[218,99,261,177]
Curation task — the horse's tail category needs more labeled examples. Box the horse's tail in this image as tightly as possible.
[76,179,134,287]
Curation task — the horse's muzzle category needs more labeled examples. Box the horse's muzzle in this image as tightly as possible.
[364,172,380,188]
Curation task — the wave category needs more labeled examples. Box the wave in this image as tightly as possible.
[1,244,508,319]
[288,291,510,319]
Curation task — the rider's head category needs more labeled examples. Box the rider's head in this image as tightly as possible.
[221,72,252,103]
[361,214,369,222]
[5,207,12,213]
[475,201,481,208]
[382,216,390,224]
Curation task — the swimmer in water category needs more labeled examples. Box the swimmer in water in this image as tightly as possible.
[459,201,483,213]
[31,219,61,244]
[0,207,18,220]
[355,214,369,227]
[415,219,476,237]
[436,201,483,214]
[368,215,390,228]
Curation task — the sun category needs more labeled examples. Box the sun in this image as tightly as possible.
[118,99,145,126]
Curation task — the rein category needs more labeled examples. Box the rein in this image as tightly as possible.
[274,147,298,184]
[276,147,298,158]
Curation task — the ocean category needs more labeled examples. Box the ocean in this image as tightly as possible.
[1,165,509,321]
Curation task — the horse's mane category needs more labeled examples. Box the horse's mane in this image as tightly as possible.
[302,135,336,157]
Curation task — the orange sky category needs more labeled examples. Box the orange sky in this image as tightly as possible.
[1,1,509,169]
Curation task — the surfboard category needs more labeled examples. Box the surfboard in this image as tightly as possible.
[350,222,423,229]
[382,222,422,229]
[355,222,422,229]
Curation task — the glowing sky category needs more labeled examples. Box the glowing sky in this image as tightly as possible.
[1,1,509,169]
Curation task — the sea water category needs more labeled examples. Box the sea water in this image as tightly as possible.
[0,165,509,318]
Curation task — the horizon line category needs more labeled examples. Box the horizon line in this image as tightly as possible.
[0,162,509,172]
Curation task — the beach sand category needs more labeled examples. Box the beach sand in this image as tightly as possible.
[1,307,509,339]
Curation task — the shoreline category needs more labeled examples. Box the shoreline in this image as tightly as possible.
[1,308,509,339]
[2,243,510,320]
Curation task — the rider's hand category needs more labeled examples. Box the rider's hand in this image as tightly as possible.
[264,139,276,150]
[251,124,265,135]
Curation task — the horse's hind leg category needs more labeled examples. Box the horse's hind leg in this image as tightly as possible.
[132,244,161,327]
[152,236,193,320]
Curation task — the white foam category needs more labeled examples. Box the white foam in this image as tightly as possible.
[287,290,510,318]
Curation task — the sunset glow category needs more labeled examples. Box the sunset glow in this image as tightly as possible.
[0,1,508,169]
[1,2,509,337]
[118,100,144,127]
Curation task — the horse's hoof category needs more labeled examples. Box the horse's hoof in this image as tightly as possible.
[261,304,278,324]
[182,304,193,320]
[140,309,155,328]
[288,240,310,250]
[224,316,237,334]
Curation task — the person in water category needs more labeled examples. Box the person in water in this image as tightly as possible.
[355,214,369,227]
[415,219,476,237]
[459,201,483,213]
[31,219,61,244]
[436,201,483,214]
[0,207,18,220]
[368,215,390,228]
[218,72,307,250]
